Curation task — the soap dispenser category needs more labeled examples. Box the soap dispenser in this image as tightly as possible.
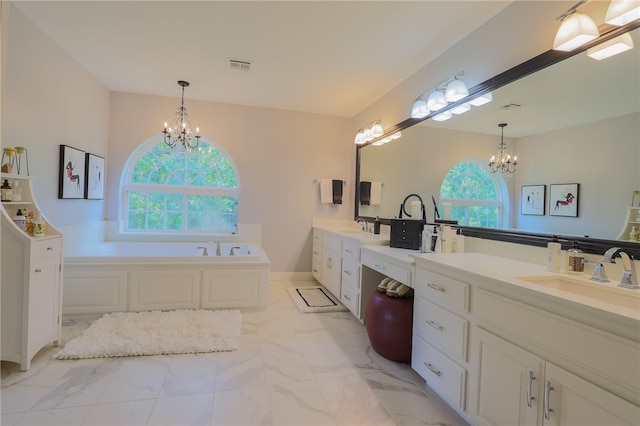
[567,241,584,274]
[547,235,561,272]
[373,216,381,235]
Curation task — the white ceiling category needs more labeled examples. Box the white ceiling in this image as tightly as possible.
[12,0,512,117]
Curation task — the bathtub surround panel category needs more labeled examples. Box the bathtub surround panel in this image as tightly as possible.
[62,241,270,316]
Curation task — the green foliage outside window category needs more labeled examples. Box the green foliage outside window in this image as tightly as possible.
[124,141,239,233]
[440,162,502,229]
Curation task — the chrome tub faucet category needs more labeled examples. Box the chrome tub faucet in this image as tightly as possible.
[602,247,639,289]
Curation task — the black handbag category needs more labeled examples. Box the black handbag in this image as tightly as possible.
[390,194,426,250]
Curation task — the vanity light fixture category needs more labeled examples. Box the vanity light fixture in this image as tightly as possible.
[163,80,201,151]
[354,121,386,145]
[489,123,517,175]
[410,98,429,119]
[606,0,640,25]
[553,1,599,51]
[450,102,471,115]
[468,92,493,106]
[587,32,634,59]
[426,89,448,111]
[444,77,469,102]
[372,131,402,146]
[432,111,452,122]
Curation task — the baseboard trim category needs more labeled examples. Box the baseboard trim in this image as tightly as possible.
[269,272,315,281]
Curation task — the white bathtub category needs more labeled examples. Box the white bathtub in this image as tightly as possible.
[63,241,270,317]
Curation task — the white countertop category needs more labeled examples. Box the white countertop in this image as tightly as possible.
[411,252,640,323]
[313,222,390,246]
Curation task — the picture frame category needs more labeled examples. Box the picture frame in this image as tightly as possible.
[549,183,579,217]
[58,145,86,199]
[84,153,105,200]
[521,184,546,216]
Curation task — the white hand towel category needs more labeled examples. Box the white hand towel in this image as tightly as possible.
[319,179,333,204]
[370,182,382,206]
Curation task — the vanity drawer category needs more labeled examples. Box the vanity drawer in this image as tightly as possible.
[412,335,466,410]
[313,229,323,245]
[414,268,469,313]
[342,239,361,261]
[414,297,468,361]
[31,238,62,261]
[312,258,322,281]
[340,277,360,317]
[341,258,360,290]
[362,252,411,285]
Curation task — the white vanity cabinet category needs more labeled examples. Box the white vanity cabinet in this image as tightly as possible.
[311,229,323,282]
[412,267,470,411]
[1,174,63,371]
[411,253,639,426]
[472,288,640,426]
[320,231,342,298]
[340,238,362,317]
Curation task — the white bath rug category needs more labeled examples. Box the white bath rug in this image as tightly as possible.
[53,309,241,360]
[287,286,348,314]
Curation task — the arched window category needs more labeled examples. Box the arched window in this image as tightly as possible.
[121,137,240,234]
[439,160,508,229]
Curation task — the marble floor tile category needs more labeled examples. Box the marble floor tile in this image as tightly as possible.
[1,279,468,426]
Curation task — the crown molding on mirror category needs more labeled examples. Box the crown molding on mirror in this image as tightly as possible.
[354,20,640,259]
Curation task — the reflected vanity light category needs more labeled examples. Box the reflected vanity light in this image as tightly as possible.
[469,92,493,106]
[432,111,452,122]
[606,0,640,25]
[587,32,634,59]
[410,98,429,119]
[450,102,471,115]
[372,131,402,146]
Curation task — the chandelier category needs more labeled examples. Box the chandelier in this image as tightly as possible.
[489,123,517,174]
[163,80,201,150]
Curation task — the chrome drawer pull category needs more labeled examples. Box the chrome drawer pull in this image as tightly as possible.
[425,362,441,377]
[526,371,536,408]
[343,294,351,301]
[313,268,318,273]
[34,268,42,273]
[426,320,444,332]
[427,282,444,292]
[543,380,553,420]
[345,249,353,254]
[374,264,386,270]
[344,270,352,276]
[47,247,54,251]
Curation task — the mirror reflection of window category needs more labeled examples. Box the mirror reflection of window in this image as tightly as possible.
[439,160,508,229]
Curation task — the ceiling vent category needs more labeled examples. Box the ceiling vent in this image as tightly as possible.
[499,102,523,110]
[229,59,251,71]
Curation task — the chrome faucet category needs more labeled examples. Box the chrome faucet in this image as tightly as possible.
[230,246,241,256]
[197,246,209,256]
[602,247,639,289]
[356,217,369,232]
[582,259,608,283]
[215,236,222,256]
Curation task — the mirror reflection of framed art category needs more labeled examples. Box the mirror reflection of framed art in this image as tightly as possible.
[85,153,105,200]
[521,184,545,216]
[550,183,579,217]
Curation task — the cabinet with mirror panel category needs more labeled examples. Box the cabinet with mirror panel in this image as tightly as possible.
[356,23,640,257]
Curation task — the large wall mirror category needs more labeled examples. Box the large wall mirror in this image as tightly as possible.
[356,22,640,256]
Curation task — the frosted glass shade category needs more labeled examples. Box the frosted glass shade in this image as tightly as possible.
[445,79,469,102]
[606,0,640,26]
[469,92,493,106]
[426,90,447,111]
[411,98,429,118]
[587,33,634,60]
[553,12,599,51]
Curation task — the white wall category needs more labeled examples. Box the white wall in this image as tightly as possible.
[515,113,639,239]
[107,93,353,272]
[1,4,109,228]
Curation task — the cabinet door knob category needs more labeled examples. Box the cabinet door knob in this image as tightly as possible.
[526,371,536,408]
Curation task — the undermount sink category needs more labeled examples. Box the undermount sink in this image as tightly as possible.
[516,275,640,311]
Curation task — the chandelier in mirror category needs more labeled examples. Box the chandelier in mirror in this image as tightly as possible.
[163,80,201,150]
[489,123,517,175]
